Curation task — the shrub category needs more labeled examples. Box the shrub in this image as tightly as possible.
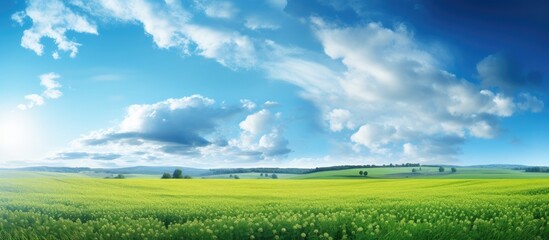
[234,175,240,179]
[161,173,172,179]
[113,174,125,179]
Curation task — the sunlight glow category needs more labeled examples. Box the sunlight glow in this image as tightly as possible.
[0,113,33,153]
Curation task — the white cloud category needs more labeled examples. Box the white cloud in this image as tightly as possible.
[239,109,274,135]
[231,109,290,158]
[15,0,256,68]
[183,24,256,68]
[56,96,289,166]
[263,101,279,108]
[40,73,63,99]
[18,94,44,110]
[479,90,515,117]
[403,143,417,157]
[18,73,62,110]
[470,121,496,139]
[261,20,544,162]
[240,99,256,110]
[327,108,353,132]
[350,124,396,150]
[116,95,220,140]
[245,16,280,30]
[517,93,544,112]
[195,0,237,19]
[16,0,98,58]
[11,11,26,25]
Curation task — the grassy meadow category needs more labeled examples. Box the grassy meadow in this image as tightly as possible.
[1,169,549,239]
[292,167,549,179]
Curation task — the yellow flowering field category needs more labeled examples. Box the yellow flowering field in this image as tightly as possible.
[1,176,548,239]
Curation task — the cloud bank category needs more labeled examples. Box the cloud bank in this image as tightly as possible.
[263,20,544,163]
[54,96,290,166]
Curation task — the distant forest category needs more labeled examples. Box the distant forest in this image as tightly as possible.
[517,167,549,173]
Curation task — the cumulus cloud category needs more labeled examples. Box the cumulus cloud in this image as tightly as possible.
[350,124,396,151]
[55,96,289,166]
[262,20,544,163]
[18,73,63,110]
[82,95,236,147]
[14,0,97,58]
[230,109,290,158]
[239,109,274,135]
[327,108,353,132]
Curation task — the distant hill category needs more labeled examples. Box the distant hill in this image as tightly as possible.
[97,166,212,176]
[468,164,530,169]
[16,166,92,173]
[4,166,211,177]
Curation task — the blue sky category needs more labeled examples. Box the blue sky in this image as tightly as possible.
[0,0,547,168]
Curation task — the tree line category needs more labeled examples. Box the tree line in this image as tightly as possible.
[210,163,422,175]
[523,167,549,173]
[161,169,192,179]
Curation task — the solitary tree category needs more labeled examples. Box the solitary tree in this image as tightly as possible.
[173,169,183,179]
[229,174,233,178]
[439,167,445,172]
[161,173,172,179]
[363,171,368,176]
[359,170,364,176]
[260,173,264,177]
[271,173,278,179]
[412,168,417,173]
[234,175,240,179]
[451,167,457,173]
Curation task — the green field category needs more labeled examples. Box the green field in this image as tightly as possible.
[292,167,549,179]
[201,172,298,179]
[1,170,548,239]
